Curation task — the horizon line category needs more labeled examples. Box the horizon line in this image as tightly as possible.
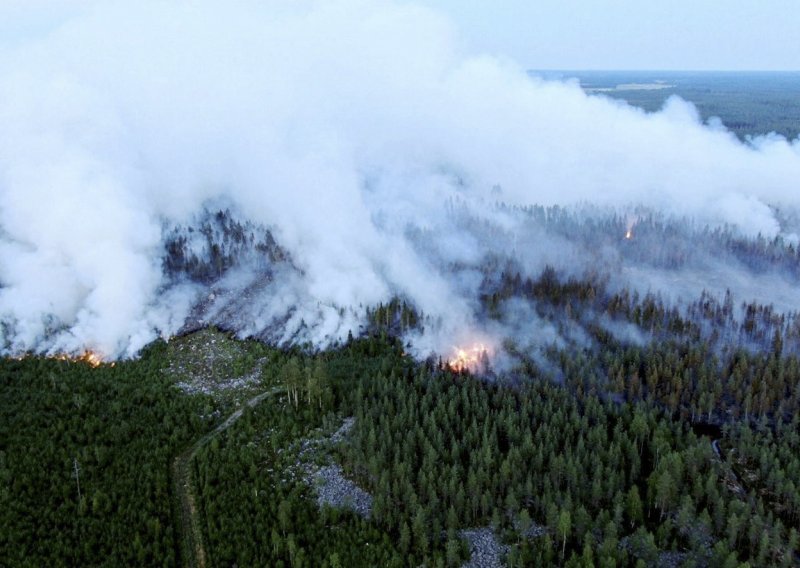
[528,68,800,73]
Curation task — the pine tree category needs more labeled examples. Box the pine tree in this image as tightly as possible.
[557,509,571,561]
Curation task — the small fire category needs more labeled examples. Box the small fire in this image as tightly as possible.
[9,350,108,367]
[52,351,105,367]
[81,351,104,367]
[624,214,639,240]
[447,344,490,373]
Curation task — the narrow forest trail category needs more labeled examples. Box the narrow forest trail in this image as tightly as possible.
[710,437,747,497]
[173,386,283,568]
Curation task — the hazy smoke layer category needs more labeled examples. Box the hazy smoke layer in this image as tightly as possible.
[1,0,799,358]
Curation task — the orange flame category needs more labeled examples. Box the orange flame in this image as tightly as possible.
[10,350,109,367]
[447,344,489,372]
[625,214,639,240]
[52,351,105,367]
[81,351,103,367]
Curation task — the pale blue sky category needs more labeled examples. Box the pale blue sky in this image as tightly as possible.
[420,0,800,70]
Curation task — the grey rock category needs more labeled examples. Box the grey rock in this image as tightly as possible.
[460,527,508,568]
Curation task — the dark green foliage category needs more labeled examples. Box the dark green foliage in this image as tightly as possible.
[192,396,402,567]
[365,297,423,335]
[189,335,799,566]
[726,418,800,529]
[339,365,701,565]
[0,342,216,566]
[483,259,800,424]
[3,329,800,566]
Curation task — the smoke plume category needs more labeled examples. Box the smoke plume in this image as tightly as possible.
[1,0,799,359]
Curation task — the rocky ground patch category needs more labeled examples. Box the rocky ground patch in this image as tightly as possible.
[460,527,508,568]
[308,463,373,519]
[297,417,373,519]
[164,328,267,399]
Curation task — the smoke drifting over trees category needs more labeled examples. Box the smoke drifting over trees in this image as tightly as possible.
[1,0,799,358]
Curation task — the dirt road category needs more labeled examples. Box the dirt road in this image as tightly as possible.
[172,387,282,568]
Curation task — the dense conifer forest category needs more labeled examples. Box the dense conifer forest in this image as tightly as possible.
[3,321,800,566]
[0,343,216,566]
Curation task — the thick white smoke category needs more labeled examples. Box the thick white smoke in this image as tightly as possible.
[0,0,799,358]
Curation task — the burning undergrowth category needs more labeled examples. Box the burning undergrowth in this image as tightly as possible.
[3,191,800,380]
[446,344,491,373]
[145,202,800,379]
[12,350,108,368]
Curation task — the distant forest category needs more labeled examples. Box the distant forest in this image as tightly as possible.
[533,71,800,141]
